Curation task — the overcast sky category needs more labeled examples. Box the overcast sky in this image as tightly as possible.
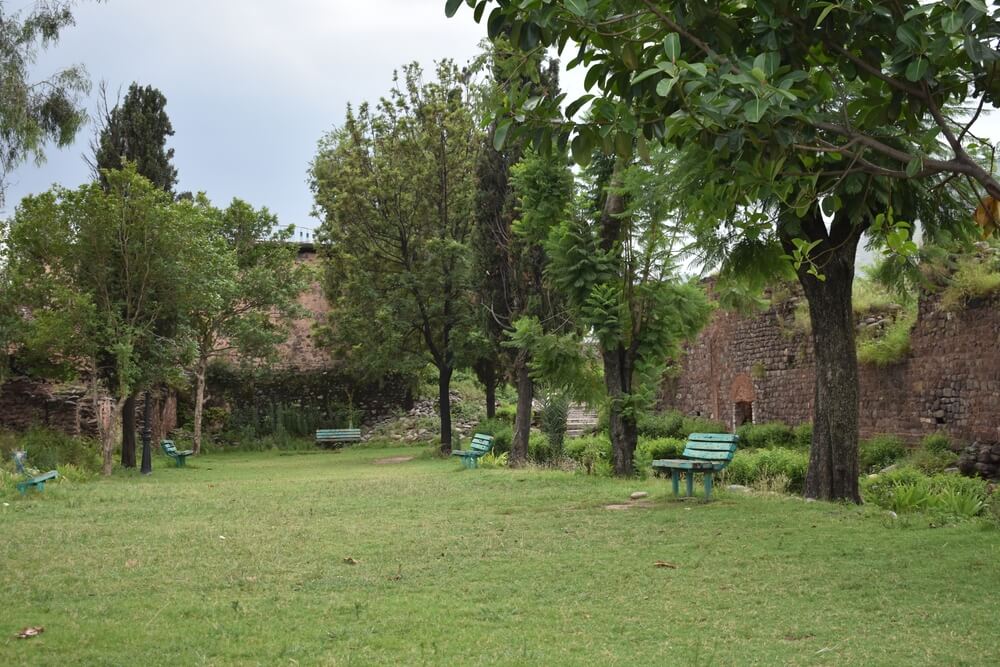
[3,0,519,236]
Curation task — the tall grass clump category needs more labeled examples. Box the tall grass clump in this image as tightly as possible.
[721,448,809,494]
[735,422,797,449]
[939,257,1000,311]
[857,309,916,366]
[0,426,102,473]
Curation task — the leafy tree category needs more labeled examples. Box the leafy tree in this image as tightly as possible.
[185,199,309,454]
[449,0,996,498]
[90,82,178,193]
[0,0,93,207]
[88,81,178,466]
[516,152,710,475]
[4,164,209,474]
[310,62,482,452]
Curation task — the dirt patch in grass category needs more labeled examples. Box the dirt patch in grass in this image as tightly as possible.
[373,456,415,465]
[603,500,654,510]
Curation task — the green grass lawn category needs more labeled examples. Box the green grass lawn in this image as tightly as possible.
[2,446,998,665]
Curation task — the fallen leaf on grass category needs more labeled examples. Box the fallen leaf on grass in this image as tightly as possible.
[343,557,359,565]
[125,559,139,568]
[653,561,678,569]
[16,626,44,639]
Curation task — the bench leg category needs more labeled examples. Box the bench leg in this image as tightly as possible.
[17,482,27,495]
[470,457,479,469]
[704,472,713,500]
[671,470,679,496]
[686,472,694,497]
[36,481,45,493]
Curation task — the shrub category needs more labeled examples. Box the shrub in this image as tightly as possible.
[564,435,612,474]
[6,427,101,473]
[908,448,958,475]
[495,405,517,423]
[471,418,512,454]
[921,431,951,454]
[634,437,685,474]
[735,422,796,449]
[636,411,684,439]
[793,423,812,450]
[862,467,988,519]
[479,451,508,468]
[939,257,1000,311]
[857,310,916,367]
[681,415,728,437]
[527,432,553,463]
[859,435,907,473]
[720,447,809,493]
[539,394,569,457]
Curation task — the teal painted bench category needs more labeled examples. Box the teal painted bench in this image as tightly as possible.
[12,450,58,495]
[315,428,362,448]
[651,433,739,500]
[451,433,495,469]
[160,440,193,467]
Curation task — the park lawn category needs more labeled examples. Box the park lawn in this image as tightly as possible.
[1,446,998,666]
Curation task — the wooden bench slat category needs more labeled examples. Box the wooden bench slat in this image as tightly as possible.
[682,449,733,461]
[684,441,737,452]
[688,433,739,443]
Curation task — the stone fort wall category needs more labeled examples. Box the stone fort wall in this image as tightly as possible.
[660,290,1000,444]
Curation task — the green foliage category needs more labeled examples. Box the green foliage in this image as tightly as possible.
[862,467,988,519]
[479,450,509,468]
[635,410,727,440]
[563,434,612,473]
[0,427,100,473]
[735,422,798,449]
[921,432,952,454]
[0,1,90,207]
[495,405,517,423]
[939,257,1000,311]
[634,437,685,474]
[857,309,916,367]
[860,435,908,473]
[93,82,178,192]
[471,418,512,454]
[906,432,957,474]
[721,448,810,494]
[539,392,569,456]
[793,423,813,449]
[527,431,554,463]
[853,275,910,314]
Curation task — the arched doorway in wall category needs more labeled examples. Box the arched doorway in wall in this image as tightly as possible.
[731,374,756,427]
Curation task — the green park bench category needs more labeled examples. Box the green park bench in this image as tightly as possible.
[651,433,739,501]
[451,433,495,469]
[315,428,362,448]
[160,440,194,467]
[12,450,58,495]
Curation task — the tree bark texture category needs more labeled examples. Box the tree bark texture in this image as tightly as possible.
[510,356,534,467]
[789,211,863,502]
[603,343,638,476]
[438,365,454,453]
[120,393,137,468]
[192,358,208,455]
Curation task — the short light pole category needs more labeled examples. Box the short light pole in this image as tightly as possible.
[140,390,153,475]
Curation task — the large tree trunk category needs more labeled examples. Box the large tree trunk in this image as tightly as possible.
[603,343,638,476]
[438,365,454,454]
[192,357,208,455]
[120,393,137,468]
[788,211,863,502]
[510,355,533,467]
[484,369,497,420]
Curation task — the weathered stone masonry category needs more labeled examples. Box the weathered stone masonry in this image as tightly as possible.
[660,291,1000,444]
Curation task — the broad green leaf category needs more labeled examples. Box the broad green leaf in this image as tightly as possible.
[444,0,463,18]
[905,156,922,177]
[494,120,512,151]
[565,0,589,17]
[565,94,594,119]
[632,67,660,84]
[966,0,988,14]
[743,97,770,122]
[663,33,681,62]
[896,23,922,51]
[815,3,837,28]
[941,11,964,33]
[656,77,677,98]
[905,57,929,82]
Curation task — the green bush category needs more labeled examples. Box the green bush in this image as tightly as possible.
[636,411,684,438]
[539,394,569,457]
[720,447,809,493]
[564,435,612,474]
[528,432,553,463]
[793,423,813,450]
[908,448,958,475]
[3,427,102,473]
[857,310,916,367]
[859,435,907,473]
[735,422,796,449]
[921,431,951,454]
[862,467,988,519]
[471,418,512,454]
[681,415,728,437]
[494,405,517,424]
[634,437,685,475]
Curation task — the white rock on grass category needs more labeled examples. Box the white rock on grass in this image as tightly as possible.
[630,491,649,500]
